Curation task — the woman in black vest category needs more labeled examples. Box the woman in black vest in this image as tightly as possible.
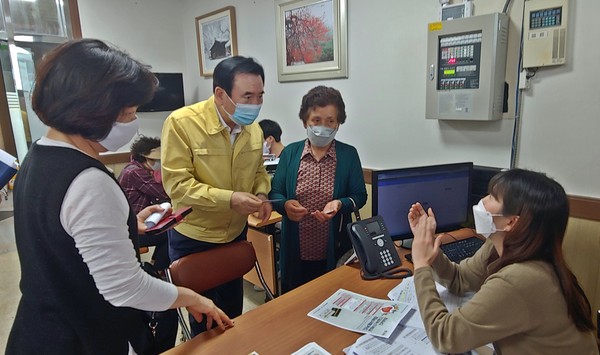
[6,39,233,354]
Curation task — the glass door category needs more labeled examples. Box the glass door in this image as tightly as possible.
[0,0,77,162]
[0,40,28,162]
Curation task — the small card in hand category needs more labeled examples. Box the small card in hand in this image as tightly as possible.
[145,206,192,235]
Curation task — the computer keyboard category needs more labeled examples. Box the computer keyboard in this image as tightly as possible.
[439,236,485,263]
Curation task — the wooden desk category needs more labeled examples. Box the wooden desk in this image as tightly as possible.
[166,247,414,354]
[166,228,480,355]
[166,264,403,354]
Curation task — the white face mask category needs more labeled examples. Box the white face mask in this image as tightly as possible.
[263,140,271,155]
[472,199,501,238]
[98,118,139,151]
[149,160,161,171]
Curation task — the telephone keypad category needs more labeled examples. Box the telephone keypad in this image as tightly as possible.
[380,249,394,267]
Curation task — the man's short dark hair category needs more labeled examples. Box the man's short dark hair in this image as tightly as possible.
[130,136,160,163]
[213,56,265,96]
[259,119,282,142]
[31,38,157,141]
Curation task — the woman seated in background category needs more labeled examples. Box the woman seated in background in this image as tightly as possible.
[119,135,170,270]
[407,168,598,354]
[7,38,232,355]
[119,135,168,211]
[269,86,367,293]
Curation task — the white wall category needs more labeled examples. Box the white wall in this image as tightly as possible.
[77,0,185,148]
[516,0,600,198]
[78,0,600,198]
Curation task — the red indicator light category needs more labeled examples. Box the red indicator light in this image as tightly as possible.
[448,58,456,65]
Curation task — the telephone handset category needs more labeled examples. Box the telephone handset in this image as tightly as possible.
[347,215,412,280]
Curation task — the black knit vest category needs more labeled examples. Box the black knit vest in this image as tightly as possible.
[7,143,147,354]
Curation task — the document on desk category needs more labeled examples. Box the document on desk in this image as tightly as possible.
[346,325,441,355]
[387,276,475,329]
[339,279,492,354]
[340,278,473,355]
[291,342,331,355]
[307,289,412,338]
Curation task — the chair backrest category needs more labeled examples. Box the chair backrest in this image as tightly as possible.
[169,241,257,294]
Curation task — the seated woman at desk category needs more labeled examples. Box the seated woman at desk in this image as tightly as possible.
[118,135,170,270]
[407,169,598,354]
[270,86,367,293]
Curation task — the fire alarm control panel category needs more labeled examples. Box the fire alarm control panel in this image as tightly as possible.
[426,13,508,121]
[523,0,569,68]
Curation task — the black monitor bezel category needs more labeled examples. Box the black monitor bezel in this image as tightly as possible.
[138,72,185,113]
[371,162,473,242]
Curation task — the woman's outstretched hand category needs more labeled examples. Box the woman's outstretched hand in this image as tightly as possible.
[408,202,442,269]
[172,287,234,331]
[187,294,234,331]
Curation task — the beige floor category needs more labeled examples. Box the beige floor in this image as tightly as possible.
[0,190,265,351]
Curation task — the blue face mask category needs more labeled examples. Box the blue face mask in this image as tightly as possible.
[307,125,337,147]
[224,94,262,126]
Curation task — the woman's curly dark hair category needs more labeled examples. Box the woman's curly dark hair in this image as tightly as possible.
[130,136,160,163]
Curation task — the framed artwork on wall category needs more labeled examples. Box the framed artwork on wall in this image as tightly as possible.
[275,0,348,82]
[195,6,238,77]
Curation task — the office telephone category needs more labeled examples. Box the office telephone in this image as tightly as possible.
[347,215,412,280]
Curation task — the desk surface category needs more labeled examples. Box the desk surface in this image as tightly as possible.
[165,228,479,355]
[166,264,402,354]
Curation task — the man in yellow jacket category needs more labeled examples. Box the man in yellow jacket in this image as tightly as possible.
[161,56,272,335]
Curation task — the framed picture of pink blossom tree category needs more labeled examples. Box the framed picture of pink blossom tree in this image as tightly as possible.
[275,0,348,82]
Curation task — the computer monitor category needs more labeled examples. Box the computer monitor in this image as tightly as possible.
[471,165,504,206]
[372,162,473,248]
[138,73,185,112]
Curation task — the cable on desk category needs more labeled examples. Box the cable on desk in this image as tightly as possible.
[360,266,413,280]
[443,232,458,241]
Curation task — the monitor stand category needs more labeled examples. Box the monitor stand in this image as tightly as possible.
[397,238,413,250]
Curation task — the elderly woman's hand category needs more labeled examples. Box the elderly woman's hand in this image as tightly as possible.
[284,199,309,222]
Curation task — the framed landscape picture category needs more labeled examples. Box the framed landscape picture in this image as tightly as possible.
[196,6,238,77]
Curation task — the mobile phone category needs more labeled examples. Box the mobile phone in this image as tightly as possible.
[145,206,192,235]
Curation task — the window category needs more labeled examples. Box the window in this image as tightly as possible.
[9,0,67,37]
[0,0,81,162]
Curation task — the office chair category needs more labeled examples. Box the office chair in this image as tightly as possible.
[166,240,275,341]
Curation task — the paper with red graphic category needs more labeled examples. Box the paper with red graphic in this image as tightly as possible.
[307,288,412,338]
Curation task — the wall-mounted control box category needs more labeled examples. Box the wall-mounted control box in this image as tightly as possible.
[440,1,473,21]
[523,0,568,68]
[426,13,509,121]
